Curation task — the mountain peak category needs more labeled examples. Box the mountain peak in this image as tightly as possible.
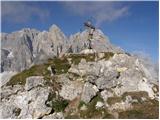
[49,24,61,32]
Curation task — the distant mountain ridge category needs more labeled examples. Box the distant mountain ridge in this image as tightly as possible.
[1,24,123,72]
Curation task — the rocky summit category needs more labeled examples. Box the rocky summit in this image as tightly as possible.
[0,24,159,119]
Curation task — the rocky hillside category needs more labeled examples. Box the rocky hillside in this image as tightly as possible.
[1,24,123,87]
[0,24,159,119]
[1,52,159,119]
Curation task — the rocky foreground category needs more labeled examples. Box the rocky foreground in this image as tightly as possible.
[1,52,159,119]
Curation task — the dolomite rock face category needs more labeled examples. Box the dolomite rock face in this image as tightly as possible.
[67,29,124,54]
[1,25,68,73]
[1,25,123,74]
[1,29,39,72]
[0,24,158,119]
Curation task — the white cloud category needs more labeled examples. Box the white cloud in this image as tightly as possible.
[2,2,50,23]
[63,2,129,26]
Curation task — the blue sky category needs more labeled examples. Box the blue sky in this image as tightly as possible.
[1,1,159,63]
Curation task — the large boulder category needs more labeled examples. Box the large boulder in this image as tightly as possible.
[0,102,18,119]
[25,76,45,91]
[81,82,99,103]
[59,81,83,101]
[1,85,52,119]
[1,85,24,99]
[100,90,114,102]
[14,87,51,119]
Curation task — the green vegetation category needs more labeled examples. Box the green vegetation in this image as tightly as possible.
[79,93,113,119]
[119,100,159,119]
[7,52,114,86]
[66,91,159,119]
[122,91,149,103]
[107,96,122,105]
[68,53,95,65]
[7,64,50,86]
[119,109,143,119]
[65,114,80,119]
[7,57,71,86]
[13,108,21,116]
[103,52,114,60]
[78,101,86,109]
[51,100,69,112]
[46,92,69,112]
[67,52,114,65]
[48,57,71,75]
[119,92,159,119]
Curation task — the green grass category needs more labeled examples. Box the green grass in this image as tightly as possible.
[65,114,80,119]
[122,91,149,103]
[103,52,114,60]
[79,93,113,118]
[107,97,122,105]
[48,57,71,75]
[78,101,86,109]
[46,92,69,112]
[7,64,50,86]
[119,109,143,119]
[68,53,95,65]
[7,52,114,86]
[119,100,159,119]
[51,100,69,112]
[67,52,114,65]
[7,57,71,86]
[119,92,159,119]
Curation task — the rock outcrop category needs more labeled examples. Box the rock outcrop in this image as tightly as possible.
[1,52,158,119]
[0,24,158,119]
[1,76,52,119]
[1,25,123,74]
[1,25,68,73]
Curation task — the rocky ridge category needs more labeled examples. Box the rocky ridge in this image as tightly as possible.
[0,24,159,119]
[1,24,122,73]
[1,52,159,119]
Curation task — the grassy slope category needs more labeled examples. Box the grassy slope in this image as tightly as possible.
[7,52,114,86]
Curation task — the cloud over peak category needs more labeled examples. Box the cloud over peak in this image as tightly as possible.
[63,2,129,26]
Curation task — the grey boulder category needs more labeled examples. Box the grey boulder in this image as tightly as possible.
[81,82,99,103]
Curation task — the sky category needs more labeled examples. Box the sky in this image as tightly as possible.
[1,1,159,63]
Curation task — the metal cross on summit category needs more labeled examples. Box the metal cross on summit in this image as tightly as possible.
[84,20,96,49]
